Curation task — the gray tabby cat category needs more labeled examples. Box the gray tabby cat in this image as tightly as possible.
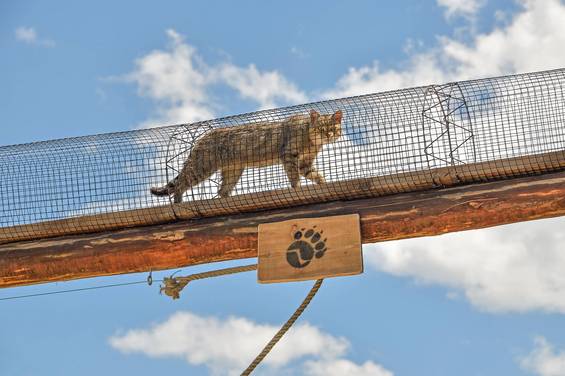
[151,109,343,202]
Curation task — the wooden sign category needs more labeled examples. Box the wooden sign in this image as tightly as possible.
[258,214,363,283]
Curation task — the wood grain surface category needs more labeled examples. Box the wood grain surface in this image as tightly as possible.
[2,169,565,288]
[258,214,362,283]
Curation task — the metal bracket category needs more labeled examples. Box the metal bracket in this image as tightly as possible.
[422,82,476,169]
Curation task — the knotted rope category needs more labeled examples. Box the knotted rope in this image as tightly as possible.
[159,265,324,375]
[160,264,258,299]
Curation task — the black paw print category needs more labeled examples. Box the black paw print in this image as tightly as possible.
[286,227,328,268]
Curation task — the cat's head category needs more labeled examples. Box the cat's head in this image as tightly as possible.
[310,109,343,143]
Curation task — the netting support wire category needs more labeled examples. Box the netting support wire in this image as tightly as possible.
[159,265,324,376]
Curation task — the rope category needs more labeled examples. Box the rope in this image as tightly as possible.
[4,263,323,375]
[160,264,258,299]
[241,278,324,376]
[160,264,324,375]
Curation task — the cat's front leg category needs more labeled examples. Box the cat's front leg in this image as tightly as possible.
[283,153,301,188]
[299,158,326,184]
[218,167,244,198]
[305,168,326,184]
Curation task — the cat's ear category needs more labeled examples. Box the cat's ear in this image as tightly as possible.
[310,109,320,124]
[332,110,343,123]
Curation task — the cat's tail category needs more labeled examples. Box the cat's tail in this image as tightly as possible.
[150,161,214,203]
[150,176,178,197]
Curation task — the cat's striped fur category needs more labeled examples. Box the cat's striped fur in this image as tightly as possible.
[150,109,343,203]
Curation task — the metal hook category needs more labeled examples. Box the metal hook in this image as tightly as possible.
[170,269,182,278]
[147,269,153,286]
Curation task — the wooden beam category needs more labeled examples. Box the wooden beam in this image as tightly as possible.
[1,169,565,288]
[2,149,565,245]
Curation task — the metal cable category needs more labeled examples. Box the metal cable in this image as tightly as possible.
[3,262,324,375]
[0,280,154,301]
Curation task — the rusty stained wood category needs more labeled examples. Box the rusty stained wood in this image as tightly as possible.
[2,169,565,288]
[257,214,362,283]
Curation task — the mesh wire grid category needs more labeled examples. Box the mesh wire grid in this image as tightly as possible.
[1,68,565,244]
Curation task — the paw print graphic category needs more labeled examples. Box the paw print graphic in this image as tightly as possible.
[286,226,328,268]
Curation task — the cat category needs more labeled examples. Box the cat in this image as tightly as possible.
[150,109,343,203]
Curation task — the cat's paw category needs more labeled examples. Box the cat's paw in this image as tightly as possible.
[286,227,327,268]
[315,175,326,184]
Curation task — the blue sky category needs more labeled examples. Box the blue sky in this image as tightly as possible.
[3,1,565,375]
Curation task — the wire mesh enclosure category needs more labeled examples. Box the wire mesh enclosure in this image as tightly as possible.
[2,68,565,244]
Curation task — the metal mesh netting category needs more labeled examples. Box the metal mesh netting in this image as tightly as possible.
[2,68,565,244]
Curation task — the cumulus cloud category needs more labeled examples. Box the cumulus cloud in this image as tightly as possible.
[120,1,565,314]
[109,311,391,375]
[124,29,306,127]
[217,63,307,109]
[322,55,447,99]
[304,358,394,376]
[318,0,565,316]
[126,0,565,122]
[121,2,565,316]
[125,29,214,127]
[15,27,36,43]
[323,0,565,98]
[437,0,485,19]
[365,216,565,314]
[14,26,55,47]
[126,0,565,124]
[520,337,565,376]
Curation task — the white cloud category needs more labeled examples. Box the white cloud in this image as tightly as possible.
[128,1,565,120]
[305,359,394,376]
[441,0,565,77]
[437,0,484,19]
[290,46,309,59]
[125,29,214,127]
[217,63,307,110]
[15,27,36,43]
[323,0,565,98]
[322,55,447,98]
[125,29,306,127]
[520,337,565,376]
[124,0,565,121]
[321,0,565,316]
[14,26,55,47]
[109,311,392,375]
[365,216,565,314]
[121,2,565,316]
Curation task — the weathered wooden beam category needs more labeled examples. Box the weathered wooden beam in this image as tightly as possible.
[1,169,565,288]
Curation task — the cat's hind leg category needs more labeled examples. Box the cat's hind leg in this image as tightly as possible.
[218,167,244,198]
[173,162,215,203]
[173,169,196,203]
